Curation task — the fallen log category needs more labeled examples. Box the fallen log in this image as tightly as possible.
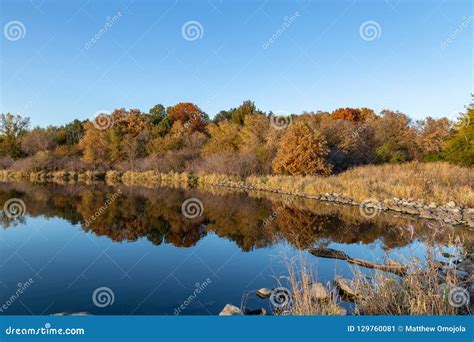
[348,258,408,276]
[309,247,407,276]
[309,247,350,260]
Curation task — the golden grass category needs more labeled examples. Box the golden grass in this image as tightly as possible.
[0,162,472,206]
[246,162,474,207]
[351,252,468,315]
[278,254,347,316]
[282,247,470,316]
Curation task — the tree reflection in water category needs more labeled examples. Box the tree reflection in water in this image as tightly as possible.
[0,181,472,252]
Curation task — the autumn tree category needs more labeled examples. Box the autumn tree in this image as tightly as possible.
[272,122,332,176]
[239,114,273,173]
[0,113,30,158]
[372,110,418,163]
[203,121,241,154]
[78,121,113,168]
[415,117,451,161]
[331,107,376,124]
[78,108,151,168]
[167,103,208,133]
[21,127,57,155]
[443,105,474,166]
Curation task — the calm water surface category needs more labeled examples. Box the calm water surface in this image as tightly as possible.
[0,182,472,315]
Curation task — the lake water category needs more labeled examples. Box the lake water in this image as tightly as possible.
[0,181,472,315]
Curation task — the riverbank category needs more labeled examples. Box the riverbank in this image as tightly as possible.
[0,162,472,227]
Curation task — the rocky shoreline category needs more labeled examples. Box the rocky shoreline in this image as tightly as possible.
[214,181,474,228]
[0,170,472,227]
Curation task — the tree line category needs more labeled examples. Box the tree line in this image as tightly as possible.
[0,99,472,176]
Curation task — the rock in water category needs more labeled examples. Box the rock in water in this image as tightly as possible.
[310,283,330,301]
[219,304,243,316]
[334,276,358,299]
[256,288,272,299]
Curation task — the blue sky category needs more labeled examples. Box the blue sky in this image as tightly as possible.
[0,0,472,127]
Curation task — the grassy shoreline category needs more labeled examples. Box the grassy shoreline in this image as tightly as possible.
[0,162,472,226]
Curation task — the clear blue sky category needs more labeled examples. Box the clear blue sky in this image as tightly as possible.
[1,0,472,127]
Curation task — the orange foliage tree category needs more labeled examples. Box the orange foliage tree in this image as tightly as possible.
[331,107,376,124]
[272,122,332,176]
[167,103,208,133]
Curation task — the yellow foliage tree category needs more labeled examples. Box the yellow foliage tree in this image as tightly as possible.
[272,122,332,176]
[203,121,241,155]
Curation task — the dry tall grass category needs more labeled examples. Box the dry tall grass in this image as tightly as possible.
[247,162,474,206]
[351,253,471,315]
[281,247,472,316]
[279,255,347,315]
[0,162,472,206]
